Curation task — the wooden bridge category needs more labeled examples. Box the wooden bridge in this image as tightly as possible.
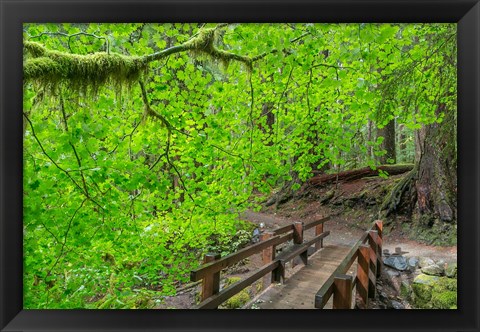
[190,217,383,309]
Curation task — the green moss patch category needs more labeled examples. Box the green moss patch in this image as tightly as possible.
[412,274,457,309]
[220,277,256,309]
[223,289,251,309]
[431,290,457,309]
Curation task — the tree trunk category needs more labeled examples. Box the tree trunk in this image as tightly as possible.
[381,105,457,245]
[410,104,457,244]
[377,119,396,164]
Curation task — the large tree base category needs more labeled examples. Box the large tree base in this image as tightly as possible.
[405,215,457,246]
[379,166,457,246]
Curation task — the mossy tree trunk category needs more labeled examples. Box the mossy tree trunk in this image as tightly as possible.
[380,104,457,245]
[409,103,457,244]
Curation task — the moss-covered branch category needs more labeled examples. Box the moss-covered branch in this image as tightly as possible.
[24,41,147,93]
[23,25,253,93]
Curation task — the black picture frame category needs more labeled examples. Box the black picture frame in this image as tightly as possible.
[1,1,479,331]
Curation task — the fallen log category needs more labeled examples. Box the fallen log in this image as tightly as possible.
[308,164,414,187]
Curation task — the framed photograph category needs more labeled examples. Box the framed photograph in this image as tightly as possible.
[1,0,479,331]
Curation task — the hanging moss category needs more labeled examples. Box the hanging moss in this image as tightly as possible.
[24,41,47,58]
[183,28,252,72]
[23,26,253,95]
[183,28,217,51]
[24,41,148,95]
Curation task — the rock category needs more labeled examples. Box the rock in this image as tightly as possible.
[390,300,405,309]
[386,269,400,278]
[407,257,419,270]
[383,269,403,293]
[379,291,388,302]
[413,273,439,285]
[400,280,412,298]
[252,228,260,243]
[421,264,445,276]
[445,263,457,278]
[383,256,408,271]
[412,275,457,309]
[418,257,435,268]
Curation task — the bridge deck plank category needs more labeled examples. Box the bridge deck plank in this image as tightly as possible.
[254,244,354,309]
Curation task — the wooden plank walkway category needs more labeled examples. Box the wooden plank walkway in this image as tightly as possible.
[253,244,354,309]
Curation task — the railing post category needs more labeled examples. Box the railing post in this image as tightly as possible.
[292,222,304,268]
[333,274,353,309]
[261,231,275,288]
[315,223,324,251]
[355,244,370,309]
[201,253,221,307]
[368,230,378,299]
[293,221,304,244]
[375,220,383,277]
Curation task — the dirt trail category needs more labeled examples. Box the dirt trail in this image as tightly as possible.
[241,209,457,263]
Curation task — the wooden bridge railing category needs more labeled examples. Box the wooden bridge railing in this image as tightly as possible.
[315,220,383,309]
[190,216,331,309]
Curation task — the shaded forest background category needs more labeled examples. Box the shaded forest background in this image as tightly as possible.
[22,23,456,308]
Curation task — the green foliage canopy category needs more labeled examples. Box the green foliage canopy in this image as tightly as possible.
[22,23,456,308]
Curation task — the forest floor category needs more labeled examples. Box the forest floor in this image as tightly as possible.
[158,174,457,309]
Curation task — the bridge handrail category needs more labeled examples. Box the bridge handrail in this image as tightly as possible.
[193,261,280,309]
[190,232,293,282]
[314,220,383,309]
[192,216,330,308]
[273,216,330,235]
[194,231,329,309]
[191,216,330,281]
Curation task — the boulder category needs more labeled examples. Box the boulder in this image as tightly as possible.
[383,256,408,271]
[412,274,457,309]
[386,268,401,278]
[445,263,457,278]
[407,257,419,270]
[418,257,435,268]
[413,273,439,285]
[421,264,445,276]
[400,280,412,299]
[390,300,405,309]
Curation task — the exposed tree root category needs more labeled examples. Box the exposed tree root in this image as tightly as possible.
[379,166,418,221]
